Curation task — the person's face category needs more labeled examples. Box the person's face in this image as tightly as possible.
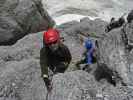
[48,41,59,52]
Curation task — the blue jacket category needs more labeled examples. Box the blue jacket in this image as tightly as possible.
[86,48,94,64]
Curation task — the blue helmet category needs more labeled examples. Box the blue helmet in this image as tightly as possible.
[84,39,93,50]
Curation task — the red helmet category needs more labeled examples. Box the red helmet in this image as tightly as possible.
[43,28,60,45]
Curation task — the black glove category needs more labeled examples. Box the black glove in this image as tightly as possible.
[43,77,52,91]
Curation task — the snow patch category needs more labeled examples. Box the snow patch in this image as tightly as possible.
[53,14,99,25]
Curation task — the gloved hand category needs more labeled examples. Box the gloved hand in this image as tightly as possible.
[61,62,69,66]
[43,77,52,92]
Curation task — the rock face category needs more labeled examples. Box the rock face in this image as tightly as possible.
[97,20,133,86]
[0,32,46,100]
[127,10,133,23]
[123,20,133,45]
[48,71,130,100]
[97,28,129,84]
[58,17,107,38]
[0,0,55,45]
[0,17,133,100]
[121,20,133,84]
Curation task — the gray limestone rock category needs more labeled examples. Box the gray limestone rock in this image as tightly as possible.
[0,0,55,45]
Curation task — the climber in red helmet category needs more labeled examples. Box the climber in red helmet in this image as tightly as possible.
[40,28,72,91]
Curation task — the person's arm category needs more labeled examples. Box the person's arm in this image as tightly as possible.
[75,50,86,69]
[65,47,72,65]
[40,48,48,78]
[75,58,86,69]
[62,44,72,66]
[40,48,51,91]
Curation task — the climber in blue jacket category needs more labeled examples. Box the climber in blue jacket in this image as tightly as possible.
[76,38,97,70]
